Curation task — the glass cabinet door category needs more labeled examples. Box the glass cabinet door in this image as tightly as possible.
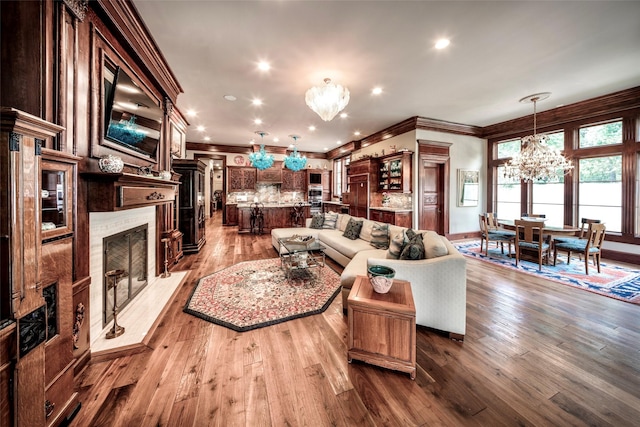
[41,158,74,239]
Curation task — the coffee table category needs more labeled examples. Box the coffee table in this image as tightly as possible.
[348,275,416,379]
[278,237,326,280]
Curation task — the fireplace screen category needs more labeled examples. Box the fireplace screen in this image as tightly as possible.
[103,224,148,326]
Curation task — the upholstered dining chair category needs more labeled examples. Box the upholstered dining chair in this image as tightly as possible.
[553,223,606,275]
[553,218,601,245]
[479,214,515,257]
[514,219,550,271]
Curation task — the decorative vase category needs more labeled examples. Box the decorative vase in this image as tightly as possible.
[98,155,124,173]
[159,170,172,180]
[367,265,396,293]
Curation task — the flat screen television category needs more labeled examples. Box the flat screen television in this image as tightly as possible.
[103,63,163,159]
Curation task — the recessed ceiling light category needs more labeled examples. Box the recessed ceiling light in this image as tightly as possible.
[289,144,294,148]
[340,113,348,119]
[252,98,262,106]
[324,147,328,151]
[186,109,197,117]
[204,136,211,141]
[308,125,316,131]
[254,119,262,125]
[258,61,270,71]
[372,87,382,95]
[354,131,361,136]
[249,139,255,145]
[273,137,279,142]
[196,125,205,132]
[223,94,237,101]
[336,140,342,145]
[435,38,450,49]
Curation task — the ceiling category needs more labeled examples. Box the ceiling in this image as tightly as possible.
[133,0,640,154]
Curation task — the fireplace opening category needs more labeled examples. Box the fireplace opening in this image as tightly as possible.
[103,224,148,327]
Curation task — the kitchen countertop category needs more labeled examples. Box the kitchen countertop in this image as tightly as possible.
[369,206,412,212]
[234,202,310,208]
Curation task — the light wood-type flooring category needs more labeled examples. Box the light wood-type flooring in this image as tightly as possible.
[72,213,640,426]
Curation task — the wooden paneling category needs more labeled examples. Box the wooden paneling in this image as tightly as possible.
[227,166,257,191]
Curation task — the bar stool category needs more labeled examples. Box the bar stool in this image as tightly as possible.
[250,202,265,234]
[290,202,304,227]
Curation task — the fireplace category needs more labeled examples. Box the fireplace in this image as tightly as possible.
[89,207,156,343]
[102,224,148,327]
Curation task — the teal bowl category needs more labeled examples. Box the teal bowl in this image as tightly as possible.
[367,265,396,293]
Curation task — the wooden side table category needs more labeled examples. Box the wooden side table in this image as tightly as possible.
[347,275,416,379]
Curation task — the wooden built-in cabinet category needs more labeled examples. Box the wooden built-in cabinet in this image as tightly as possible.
[377,151,412,193]
[369,208,413,228]
[282,169,307,192]
[237,205,310,233]
[225,204,239,226]
[174,160,206,253]
[228,166,257,191]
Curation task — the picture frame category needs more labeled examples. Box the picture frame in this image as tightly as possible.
[170,123,185,159]
[457,169,479,207]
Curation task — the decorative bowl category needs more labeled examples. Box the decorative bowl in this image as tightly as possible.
[98,155,124,173]
[367,265,396,294]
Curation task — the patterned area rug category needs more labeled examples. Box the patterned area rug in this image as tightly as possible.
[184,258,341,331]
[455,241,640,305]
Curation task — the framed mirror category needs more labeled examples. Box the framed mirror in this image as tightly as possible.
[457,169,479,207]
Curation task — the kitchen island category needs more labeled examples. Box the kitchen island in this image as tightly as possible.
[236,203,311,233]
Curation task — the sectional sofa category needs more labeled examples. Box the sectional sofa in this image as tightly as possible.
[271,213,467,339]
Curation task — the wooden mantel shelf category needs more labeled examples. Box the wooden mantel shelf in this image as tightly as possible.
[81,172,180,212]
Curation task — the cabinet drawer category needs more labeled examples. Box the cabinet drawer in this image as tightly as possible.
[119,186,175,208]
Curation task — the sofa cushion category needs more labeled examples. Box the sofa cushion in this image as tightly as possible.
[423,230,449,258]
[340,248,388,290]
[370,223,390,249]
[400,232,426,260]
[323,212,338,229]
[387,229,408,259]
[343,218,363,240]
[319,229,373,259]
[359,219,376,242]
[310,213,324,229]
[336,214,352,232]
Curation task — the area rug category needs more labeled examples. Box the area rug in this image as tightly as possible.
[454,241,640,305]
[184,258,341,331]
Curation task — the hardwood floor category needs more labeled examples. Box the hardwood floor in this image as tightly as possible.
[72,213,640,426]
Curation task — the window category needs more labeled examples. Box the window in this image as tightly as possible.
[495,166,521,220]
[531,131,565,226]
[578,156,622,232]
[579,121,622,148]
[333,158,342,196]
[497,139,520,159]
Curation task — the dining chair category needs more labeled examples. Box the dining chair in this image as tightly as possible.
[479,214,515,256]
[514,219,550,271]
[553,223,606,275]
[553,218,601,244]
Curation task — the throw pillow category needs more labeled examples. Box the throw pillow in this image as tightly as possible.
[422,230,449,258]
[359,220,375,242]
[387,230,408,259]
[323,211,338,229]
[370,223,390,249]
[342,218,363,240]
[400,232,426,260]
[310,213,324,229]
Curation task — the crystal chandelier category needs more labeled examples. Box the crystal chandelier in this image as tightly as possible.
[504,93,573,182]
[249,131,274,170]
[305,78,350,121]
[283,135,307,171]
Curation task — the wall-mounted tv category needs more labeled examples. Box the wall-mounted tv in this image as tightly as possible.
[103,62,163,159]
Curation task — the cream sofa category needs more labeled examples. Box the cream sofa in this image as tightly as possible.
[271,213,467,338]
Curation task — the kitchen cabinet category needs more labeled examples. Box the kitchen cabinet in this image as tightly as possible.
[348,174,369,219]
[369,208,413,228]
[174,160,206,253]
[322,170,332,200]
[281,169,306,192]
[225,204,238,226]
[377,151,412,193]
[237,205,310,233]
[228,166,257,191]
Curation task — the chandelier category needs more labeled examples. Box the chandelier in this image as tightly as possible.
[305,78,350,121]
[283,135,307,171]
[249,131,274,170]
[504,93,573,182]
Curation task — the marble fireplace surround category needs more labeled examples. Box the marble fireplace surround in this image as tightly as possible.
[89,207,186,353]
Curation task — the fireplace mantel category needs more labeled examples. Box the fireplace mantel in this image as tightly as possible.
[82,172,180,212]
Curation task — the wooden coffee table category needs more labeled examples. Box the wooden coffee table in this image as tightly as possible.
[347,275,416,379]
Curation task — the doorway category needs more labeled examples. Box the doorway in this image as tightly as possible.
[418,141,451,235]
